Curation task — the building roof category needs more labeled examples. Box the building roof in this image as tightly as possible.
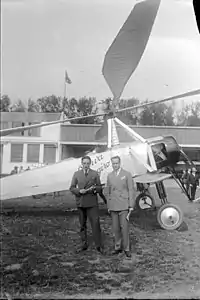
[60,124,200,146]
[1,112,61,123]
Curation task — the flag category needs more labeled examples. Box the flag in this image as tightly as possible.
[65,70,72,84]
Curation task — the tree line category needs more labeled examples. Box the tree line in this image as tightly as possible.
[0,94,200,126]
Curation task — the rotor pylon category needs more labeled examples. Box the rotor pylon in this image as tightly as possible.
[107,118,120,149]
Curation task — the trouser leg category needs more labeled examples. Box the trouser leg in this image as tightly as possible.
[119,210,130,252]
[87,206,102,248]
[111,211,122,250]
[188,185,192,199]
[191,185,197,200]
[78,207,87,245]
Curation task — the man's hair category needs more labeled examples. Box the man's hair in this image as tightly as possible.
[111,155,121,162]
[81,155,91,163]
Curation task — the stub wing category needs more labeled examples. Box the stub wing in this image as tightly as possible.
[0,158,81,201]
[0,143,150,201]
[134,172,172,184]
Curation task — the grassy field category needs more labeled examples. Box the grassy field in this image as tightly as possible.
[1,181,200,299]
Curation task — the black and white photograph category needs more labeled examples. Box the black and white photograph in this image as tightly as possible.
[1,0,200,298]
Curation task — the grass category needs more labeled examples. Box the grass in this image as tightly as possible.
[1,184,200,299]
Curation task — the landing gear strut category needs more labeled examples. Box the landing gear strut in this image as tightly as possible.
[136,181,183,230]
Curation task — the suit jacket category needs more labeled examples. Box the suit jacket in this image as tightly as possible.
[106,168,135,211]
[70,169,103,208]
[188,173,199,187]
[182,172,189,183]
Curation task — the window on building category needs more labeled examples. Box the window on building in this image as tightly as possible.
[11,122,25,136]
[43,144,56,164]
[184,149,200,162]
[10,143,23,162]
[0,122,9,130]
[0,144,3,173]
[27,144,40,163]
[28,122,40,137]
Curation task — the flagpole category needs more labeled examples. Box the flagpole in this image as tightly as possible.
[64,75,67,100]
[63,69,71,101]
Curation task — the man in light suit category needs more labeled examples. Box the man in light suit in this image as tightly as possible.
[70,155,106,253]
[106,155,135,258]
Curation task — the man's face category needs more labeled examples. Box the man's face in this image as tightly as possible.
[111,158,120,171]
[82,158,91,171]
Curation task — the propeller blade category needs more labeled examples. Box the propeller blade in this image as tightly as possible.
[102,0,161,104]
[117,89,200,114]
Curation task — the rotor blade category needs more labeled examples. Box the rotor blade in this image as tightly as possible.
[117,89,200,114]
[2,88,200,137]
[102,0,161,105]
[0,113,107,137]
[193,0,200,34]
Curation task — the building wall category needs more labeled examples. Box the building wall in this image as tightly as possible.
[1,112,200,174]
[1,141,60,174]
[1,112,61,123]
[61,145,75,160]
[1,121,61,174]
[60,124,200,146]
[1,112,61,137]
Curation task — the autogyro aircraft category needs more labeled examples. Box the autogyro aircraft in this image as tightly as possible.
[1,0,200,230]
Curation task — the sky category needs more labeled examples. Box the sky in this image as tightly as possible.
[1,0,200,110]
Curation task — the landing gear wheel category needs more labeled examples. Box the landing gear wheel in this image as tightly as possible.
[157,203,183,230]
[135,193,156,210]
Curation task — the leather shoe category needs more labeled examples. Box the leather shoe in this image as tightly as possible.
[111,249,122,255]
[77,244,88,252]
[76,244,88,253]
[124,251,131,258]
[96,247,104,254]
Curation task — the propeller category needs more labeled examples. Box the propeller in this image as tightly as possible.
[1,88,200,137]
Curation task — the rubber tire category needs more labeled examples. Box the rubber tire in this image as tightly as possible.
[157,203,183,230]
[135,193,156,210]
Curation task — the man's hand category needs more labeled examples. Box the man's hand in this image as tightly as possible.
[79,189,87,194]
[126,207,134,222]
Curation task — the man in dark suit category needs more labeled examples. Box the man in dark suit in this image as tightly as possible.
[106,155,135,258]
[70,155,106,253]
[188,168,199,201]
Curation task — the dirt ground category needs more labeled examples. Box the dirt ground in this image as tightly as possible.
[1,180,200,299]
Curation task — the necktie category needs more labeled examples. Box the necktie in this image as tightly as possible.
[85,170,88,177]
